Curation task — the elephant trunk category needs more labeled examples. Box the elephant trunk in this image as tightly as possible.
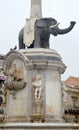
[56,21,76,34]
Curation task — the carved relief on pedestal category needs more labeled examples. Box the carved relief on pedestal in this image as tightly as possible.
[3,50,29,98]
[0,84,7,105]
[32,74,42,115]
[5,59,27,90]
[30,74,45,122]
[0,83,7,122]
[32,74,42,100]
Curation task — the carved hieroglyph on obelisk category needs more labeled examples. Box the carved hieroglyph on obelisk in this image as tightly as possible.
[24,0,42,47]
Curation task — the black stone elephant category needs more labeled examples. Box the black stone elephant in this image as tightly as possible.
[18,28,25,49]
[18,17,76,49]
[34,18,76,48]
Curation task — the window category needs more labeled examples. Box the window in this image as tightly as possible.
[72,96,78,108]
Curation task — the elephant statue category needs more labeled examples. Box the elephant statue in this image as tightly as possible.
[18,17,76,49]
[34,18,76,48]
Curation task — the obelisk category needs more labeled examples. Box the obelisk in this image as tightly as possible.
[24,0,42,47]
[30,0,42,18]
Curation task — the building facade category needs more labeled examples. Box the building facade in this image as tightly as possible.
[62,76,79,123]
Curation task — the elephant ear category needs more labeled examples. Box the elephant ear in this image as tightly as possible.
[35,19,45,28]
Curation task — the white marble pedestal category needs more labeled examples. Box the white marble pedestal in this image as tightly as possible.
[3,48,66,123]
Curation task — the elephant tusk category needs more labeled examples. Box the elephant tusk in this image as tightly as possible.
[50,22,60,28]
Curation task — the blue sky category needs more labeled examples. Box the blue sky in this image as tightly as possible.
[0,0,79,80]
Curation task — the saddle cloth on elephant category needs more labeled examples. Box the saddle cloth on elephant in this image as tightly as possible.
[24,17,38,47]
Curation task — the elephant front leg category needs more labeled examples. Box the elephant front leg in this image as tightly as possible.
[34,36,41,48]
[19,36,25,49]
[40,39,49,48]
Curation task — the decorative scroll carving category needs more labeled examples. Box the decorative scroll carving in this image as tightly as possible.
[5,60,27,91]
[3,51,29,92]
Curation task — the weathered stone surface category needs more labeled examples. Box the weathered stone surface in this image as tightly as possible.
[0,123,79,130]
[2,48,66,123]
[2,48,79,129]
[3,50,29,122]
[3,50,29,89]
[19,48,66,122]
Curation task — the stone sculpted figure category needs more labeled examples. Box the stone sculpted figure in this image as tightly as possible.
[32,75,42,99]
[32,74,42,116]
[5,60,26,90]
[18,17,76,49]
